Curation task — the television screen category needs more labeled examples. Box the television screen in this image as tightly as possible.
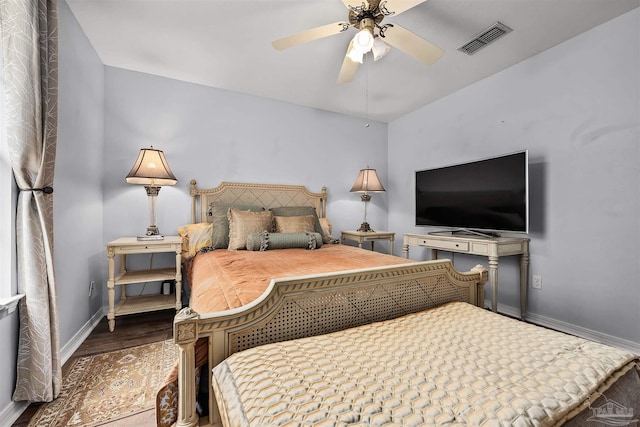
[415,151,529,234]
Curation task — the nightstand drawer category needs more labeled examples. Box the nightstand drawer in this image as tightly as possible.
[117,243,176,253]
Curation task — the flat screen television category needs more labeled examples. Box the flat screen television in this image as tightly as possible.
[415,151,529,235]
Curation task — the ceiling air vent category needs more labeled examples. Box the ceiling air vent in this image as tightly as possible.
[457,22,512,55]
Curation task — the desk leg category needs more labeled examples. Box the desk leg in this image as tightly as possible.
[371,241,375,252]
[389,237,394,255]
[489,255,499,312]
[520,251,529,320]
[402,244,409,258]
[431,249,438,260]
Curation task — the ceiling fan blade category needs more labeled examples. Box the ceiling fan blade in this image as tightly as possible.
[380,0,426,16]
[272,22,349,51]
[381,24,443,65]
[337,42,359,84]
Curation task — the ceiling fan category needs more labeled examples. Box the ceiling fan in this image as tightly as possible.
[272,0,444,84]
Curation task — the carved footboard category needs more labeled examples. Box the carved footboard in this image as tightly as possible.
[173,259,487,427]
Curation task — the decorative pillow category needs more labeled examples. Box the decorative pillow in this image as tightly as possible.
[177,223,212,258]
[319,217,333,241]
[246,231,323,251]
[227,209,273,250]
[208,203,264,249]
[273,215,316,234]
[269,206,329,243]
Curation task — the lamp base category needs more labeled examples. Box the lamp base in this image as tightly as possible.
[137,225,164,241]
[137,234,164,241]
[146,225,160,236]
[356,222,375,233]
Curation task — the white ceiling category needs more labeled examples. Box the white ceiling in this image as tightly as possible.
[66,0,639,123]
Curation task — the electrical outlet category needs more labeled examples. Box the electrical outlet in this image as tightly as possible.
[532,275,542,290]
[89,280,96,297]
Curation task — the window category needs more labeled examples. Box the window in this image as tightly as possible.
[0,26,20,312]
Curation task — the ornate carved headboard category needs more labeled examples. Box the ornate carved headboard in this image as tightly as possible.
[189,180,328,224]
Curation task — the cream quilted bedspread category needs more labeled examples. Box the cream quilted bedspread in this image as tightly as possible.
[212,302,638,427]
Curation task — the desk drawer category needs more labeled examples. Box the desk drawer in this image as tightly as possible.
[419,239,469,252]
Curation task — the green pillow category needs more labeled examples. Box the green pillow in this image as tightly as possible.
[246,231,323,251]
[269,206,327,243]
[208,203,264,249]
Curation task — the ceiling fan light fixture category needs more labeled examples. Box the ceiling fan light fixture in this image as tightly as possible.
[372,37,390,61]
[347,46,365,63]
[352,28,374,53]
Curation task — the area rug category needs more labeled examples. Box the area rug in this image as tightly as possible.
[28,339,177,427]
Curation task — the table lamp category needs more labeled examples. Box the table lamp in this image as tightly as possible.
[125,146,177,239]
[350,166,385,232]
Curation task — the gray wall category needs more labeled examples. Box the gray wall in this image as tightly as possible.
[388,9,640,346]
[54,0,105,344]
[101,67,390,301]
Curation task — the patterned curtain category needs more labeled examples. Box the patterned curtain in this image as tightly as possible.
[0,0,61,402]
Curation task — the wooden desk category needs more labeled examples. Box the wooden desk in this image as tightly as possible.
[403,233,529,319]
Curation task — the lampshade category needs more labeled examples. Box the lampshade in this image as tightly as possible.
[347,18,376,64]
[347,45,364,64]
[372,37,391,61]
[352,28,374,53]
[125,147,177,186]
[126,146,177,239]
[350,167,385,233]
[350,167,386,193]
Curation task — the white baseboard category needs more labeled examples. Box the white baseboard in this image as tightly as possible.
[0,401,28,427]
[0,308,104,427]
[60,308,105,364]
[489,300,640,355]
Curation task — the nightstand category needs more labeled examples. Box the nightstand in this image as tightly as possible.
[106,236,182,332]
[341,230,395,255]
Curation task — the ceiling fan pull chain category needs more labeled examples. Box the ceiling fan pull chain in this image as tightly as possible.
[364,54,370,128]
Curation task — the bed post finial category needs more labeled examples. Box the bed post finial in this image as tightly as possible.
[471,264,488,279]
[174,308,199,427]
[470,265,488,308]
[321,186,328,218]
[190,180,198,224]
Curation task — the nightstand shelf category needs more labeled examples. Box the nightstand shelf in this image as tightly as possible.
[114,294,177,316]
[114,267,177,285]
[106,236,183,332]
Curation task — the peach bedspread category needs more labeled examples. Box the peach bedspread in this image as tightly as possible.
[188,243,413,314]
[157,244,412,427]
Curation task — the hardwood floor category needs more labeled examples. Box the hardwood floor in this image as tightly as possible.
[12,309,176,426]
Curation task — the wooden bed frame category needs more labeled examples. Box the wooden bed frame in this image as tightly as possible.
[172,181,488,427]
